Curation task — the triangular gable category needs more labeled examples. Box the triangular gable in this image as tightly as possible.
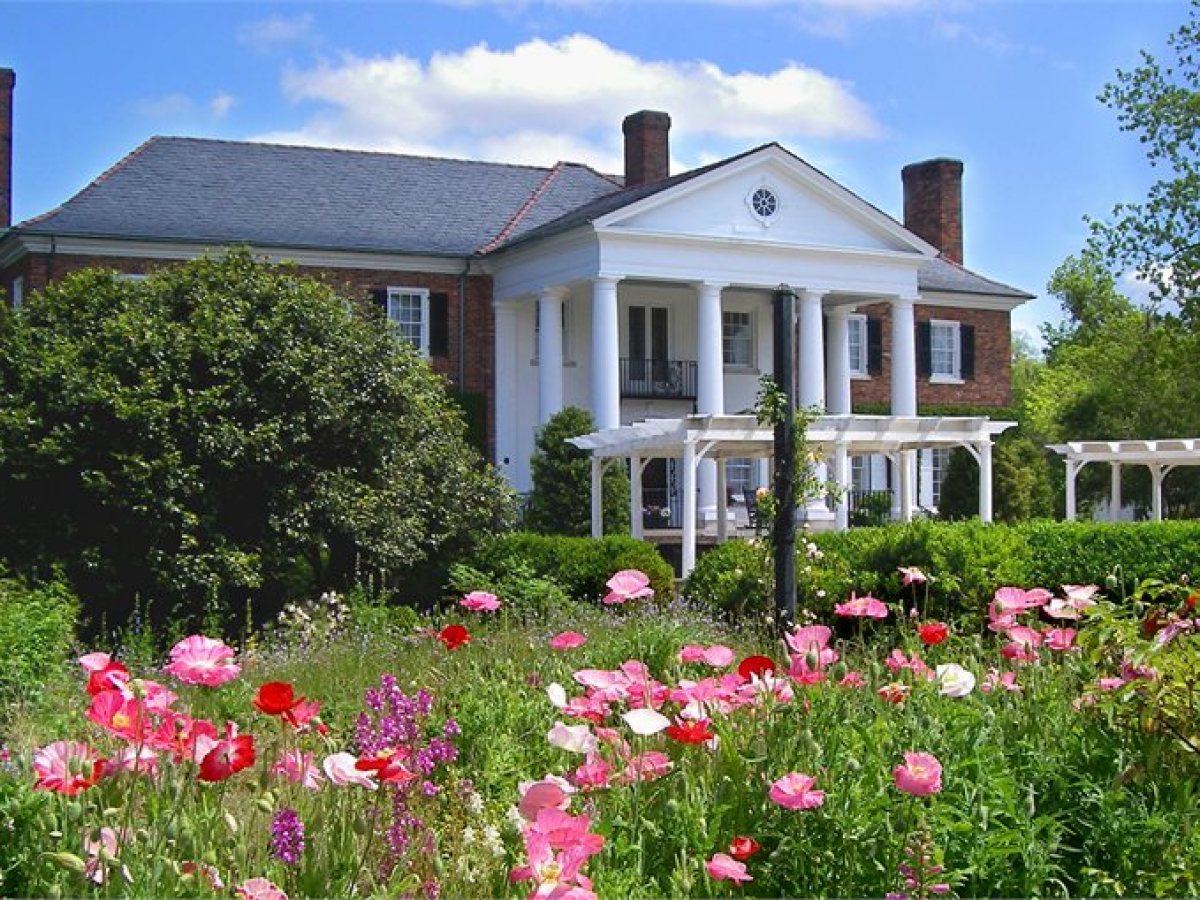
[594,145,937,258]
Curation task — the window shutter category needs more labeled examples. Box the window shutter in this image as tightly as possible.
[370,288,389,317]
[429,292,450,357]
[960,323,975,380]
[866,317,883,376]
[916,320,932,378]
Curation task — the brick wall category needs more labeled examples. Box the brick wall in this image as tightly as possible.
[851,302,1011,409]
[1,252,498,456]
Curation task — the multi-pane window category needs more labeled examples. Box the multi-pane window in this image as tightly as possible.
[930,448,950,507]
[387,288,428,354]
[851,455,871,492]
[722,311,753,366]
[847,314,867,376]
[10,276,23,310]
[930,320,959,379]
[725,457,753,497]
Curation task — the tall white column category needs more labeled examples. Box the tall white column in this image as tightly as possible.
[825,306,852,415]
[591,276,621,431]
[696,281,726,518]
[979,441,994,523]
[493,301,519,484]
[890,296,918,521]
[537,286,567,425]
[798,289,831,518]
[1110,462,1122,521]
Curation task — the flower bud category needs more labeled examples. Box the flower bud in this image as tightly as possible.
[223,812,239,835]
[44,851,86,874]
[256,798,274,814]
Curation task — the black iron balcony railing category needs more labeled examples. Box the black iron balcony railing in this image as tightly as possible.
[620,357,697,400]
[848,489,894,527]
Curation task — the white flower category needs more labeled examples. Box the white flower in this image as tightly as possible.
[546,721,597,754]
[622,707,670,736]
[546,682,567,709]
[465,791,484,815]
[936,663,976,698]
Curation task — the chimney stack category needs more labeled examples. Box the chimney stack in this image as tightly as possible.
[901,158,963,265]
[0,68,13,230]
[622,110,670,188]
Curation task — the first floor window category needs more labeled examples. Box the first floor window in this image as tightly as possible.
[930,448,950,507]
[387,287,429,354]
[847,314,867,376]
[930,320,960,379]
[10,276,23,310]
[722,310,753,366]
[725,457,753,498]
[851,455,871,492]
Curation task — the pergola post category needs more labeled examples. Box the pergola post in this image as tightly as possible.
[1065,459,1081,521]
[682,440,698,578]
[630,454,643,539]
[1150,464,1164,521]
[716,458,729,543]
[978,440,994,523]
[590,456,604,538]
[832,441,850,531]
[898,452,914,523]
[1110,462,1122,521]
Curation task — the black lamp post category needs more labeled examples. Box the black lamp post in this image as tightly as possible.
[772,284,797,628]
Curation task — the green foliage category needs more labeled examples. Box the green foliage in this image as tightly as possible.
[447,559,572,620]
[1020,520,1200,593]
[468,531,674,604]
[682,538,772,619]
[939,434,1056,523]
[0,251,514,623]
[525,406,629,536]
[0,573,78,714]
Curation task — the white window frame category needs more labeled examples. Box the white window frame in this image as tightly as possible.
[387,287,430,357]
[722,309,754,368]
[10,275,23,310]
[929,319,962,383]
[851,455,871,492]
[725,457,754,498]
[847,313,868,378]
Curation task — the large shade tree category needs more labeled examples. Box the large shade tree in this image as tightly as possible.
[0,251,514,620]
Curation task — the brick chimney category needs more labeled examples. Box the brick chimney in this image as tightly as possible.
[0,68,13,230]
[622,110,670,188]
[901,158,963,265]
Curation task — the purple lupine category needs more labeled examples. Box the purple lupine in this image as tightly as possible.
[270,808,305,866]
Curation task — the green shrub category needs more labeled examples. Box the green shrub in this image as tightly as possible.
[469,532,674,603]
[683,539,771,619]
[447,560,572,620]
[1020,520,1200,592]
[0,574,78,711]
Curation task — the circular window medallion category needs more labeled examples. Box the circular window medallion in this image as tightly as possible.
[747,186,780,224]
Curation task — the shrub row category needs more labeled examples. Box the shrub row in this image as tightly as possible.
[684,520,1200,622]
[0,573,78,713]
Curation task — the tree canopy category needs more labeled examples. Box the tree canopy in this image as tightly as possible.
[0,251,514,620]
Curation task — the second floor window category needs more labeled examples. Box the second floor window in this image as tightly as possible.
[847,314,867,376]
[722,310,753,366]
[930,320,960,379]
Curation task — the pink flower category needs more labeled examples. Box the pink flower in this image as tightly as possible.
[1044,627,1078,652]
[460,590,502,612]
[550,631,588,651]
[878,681,911,704]
[981,669,1021,693]
[87,690,149,742]
[322,752,377,789]
[899,565,928,586]
[548,721,599,754]
[83,826,133,885]
[602,569,654,605]
[840,671,867,688]
[572,755,611,791]
[834,593,888,619]
[272,750,324,790]
[622,707,671,736]
[104,745,159,777]
[621,751,672,783]
[33,741,107,795]
[893,752,942,796]
[518,777,574,820]
[769,772,826,810]
[163,635,240,687]
[786,624,834,656]
[235,877,288,900]
[707,852,754,884]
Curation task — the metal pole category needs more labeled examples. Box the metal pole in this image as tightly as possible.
[773,284,797,628]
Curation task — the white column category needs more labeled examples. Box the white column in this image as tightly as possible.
[1065,459,1080,522]
[890,296,918,522]
[590,457,604,537]
[493,301,519,483]
[591,277,621,431]
[630,455,644,539]
[979,441,994,523]
[825,305,852,415]
[716,459,729,543]
[798,289,830,518]
[682,441,698,577]
[537,286,567,425]
[1150,464,1164,521]
[918,449,934,511]
[832,442,850,531]
[696,281,726,518]
[1110,462,1122,521]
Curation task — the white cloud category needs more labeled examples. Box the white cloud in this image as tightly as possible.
[237,13,315,53]
[210,92,237,119]
[256,34,880,171]
[138,92,195,118]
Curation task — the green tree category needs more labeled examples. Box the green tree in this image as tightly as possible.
[526,406,630,536]
[0,251,514,621]
[1089,1,1200,317]
[937,434,1055,523]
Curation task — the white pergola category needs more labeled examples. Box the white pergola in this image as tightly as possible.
[571,413,1015,576]
[1050,439,1200,522]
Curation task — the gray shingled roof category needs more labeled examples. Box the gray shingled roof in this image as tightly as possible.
[18,137,620,256]
[918,257,1033,299]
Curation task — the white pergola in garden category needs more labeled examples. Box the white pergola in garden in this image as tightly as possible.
[1050,439,1200,522]
[570,413,1015,576]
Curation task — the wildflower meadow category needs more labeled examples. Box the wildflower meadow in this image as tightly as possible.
[3,565,1200,899]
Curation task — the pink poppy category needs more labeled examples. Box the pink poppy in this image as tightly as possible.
[104,745,159,777]
[981,669,1021,693]
[322,752,378,789]
[79,652,130,695]
[235,877,288,900]
[839,670,867,688]
[786,624,834,656]
[1044,627,1078,652]
[548,721,599,754]
[898,565,928,586]
[550,631,588,650]
[164,635,241,687]
[679,644,706,663]
[877,682,911,704]
[271,750,324,790]
[893,751,943,796]
[702,645,735,667]
[834,593,888,619]
[87,690,149,742]
[83,826,133,885]
[602,569,654,605]
[769,772,826,810]
[707,852,754,884]
[621,751,672,783]
[460,590,502,612]
[572,755,611,791]
[518,777,573,820]
[33,741,107,796]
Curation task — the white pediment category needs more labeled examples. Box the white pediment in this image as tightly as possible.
[595,146,934,258]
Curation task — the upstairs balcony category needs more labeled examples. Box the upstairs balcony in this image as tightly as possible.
[620,357,697,401]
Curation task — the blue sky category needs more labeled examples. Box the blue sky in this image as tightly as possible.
[2,1,1188,341]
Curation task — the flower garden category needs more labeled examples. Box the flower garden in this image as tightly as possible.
[3,558,1200,899]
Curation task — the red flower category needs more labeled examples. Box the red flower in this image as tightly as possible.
[917,622,950,646]
[438,624,471,650]
[729,835,761,861]
[1143,609,1165,638]
[355,748,417,784]
[198,729,256,782]
[86,660,130,696]
[253,682,301,717]
[737,655,776,681]
[666,719,715,745]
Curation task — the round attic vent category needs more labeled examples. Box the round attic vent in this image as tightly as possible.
[749,186,779,222]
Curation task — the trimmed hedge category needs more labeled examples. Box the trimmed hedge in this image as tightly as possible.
[0,573,78,712]
[683,520,1200,622]
[469,532,675,604]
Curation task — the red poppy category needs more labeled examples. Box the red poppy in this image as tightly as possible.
[1143,609,1165,638]
[666,719,715,745]
[917,622,950,646]
[198,733,256,782]
[1186,592,1198,612]
[737,655,776,681]
[355,748,417,784]
[438,624,471,651]
[87,660,130,696]
[253,681,301,716]
[729,835,761,861]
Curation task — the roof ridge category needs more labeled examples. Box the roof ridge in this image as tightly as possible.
[478,162,568,254]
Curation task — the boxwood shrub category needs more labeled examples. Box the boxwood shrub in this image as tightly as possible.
[469,532,675,604]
